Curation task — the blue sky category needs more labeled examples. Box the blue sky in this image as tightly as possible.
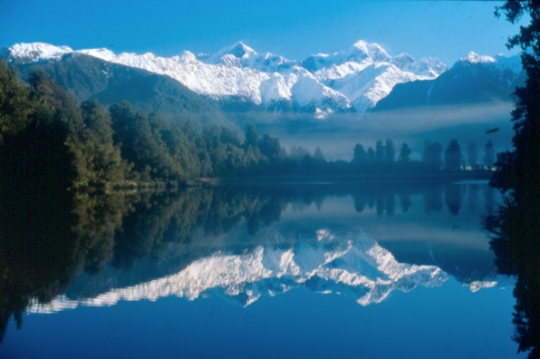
[1,0,526,66]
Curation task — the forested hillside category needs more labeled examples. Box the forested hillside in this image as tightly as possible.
[0,60,291,189]
[10,53,237,131]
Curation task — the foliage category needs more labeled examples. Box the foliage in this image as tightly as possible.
[0,61,33,143]
[490,2,540,358]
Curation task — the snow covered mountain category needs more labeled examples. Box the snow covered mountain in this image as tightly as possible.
[372,51,523,111]
[27,227,448,313]
[2,41,447,118]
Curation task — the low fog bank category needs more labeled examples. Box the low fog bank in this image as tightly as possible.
[257,102,514,161]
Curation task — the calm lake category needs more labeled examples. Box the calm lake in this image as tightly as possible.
[0,182,525,358]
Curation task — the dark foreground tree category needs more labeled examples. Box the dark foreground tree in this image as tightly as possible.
[489,2,540,358]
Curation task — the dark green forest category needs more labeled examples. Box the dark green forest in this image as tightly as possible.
[0,58,495,193]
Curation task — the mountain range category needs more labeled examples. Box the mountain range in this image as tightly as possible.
[0,41,523,126]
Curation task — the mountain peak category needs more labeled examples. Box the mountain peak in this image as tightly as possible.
[348,40,390,63]
[203,41,258,66]
[462,51,495,64]
[218,41,257,59]
[352,40,385,54]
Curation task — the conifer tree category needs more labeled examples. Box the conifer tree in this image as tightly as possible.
[445,139,462,171]
[385,139,396,163]
[353,143,367,163]
[398,143,412,162]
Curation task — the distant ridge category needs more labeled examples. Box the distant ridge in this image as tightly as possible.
[372,52,523,111]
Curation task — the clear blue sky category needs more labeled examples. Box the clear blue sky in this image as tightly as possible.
[0,0,526,65]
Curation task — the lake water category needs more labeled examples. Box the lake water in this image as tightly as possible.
[0,182,526,358]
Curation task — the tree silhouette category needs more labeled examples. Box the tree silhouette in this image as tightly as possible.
[385,139,396,163]
[313,146,326,161]
[353,143,367,164]
[398,142,412,162]
[490,3,540,358]
[444,139,462,171]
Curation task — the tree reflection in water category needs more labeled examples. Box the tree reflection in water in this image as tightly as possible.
[485,189,540,359]
[485,186,540,358]
[0,180,495,343]
[0,121,80,342]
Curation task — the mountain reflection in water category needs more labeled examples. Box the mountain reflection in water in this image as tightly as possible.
[0,182,505,339]
[29,227,448,312]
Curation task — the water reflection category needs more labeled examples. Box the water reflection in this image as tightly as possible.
[30,227,450,312]
[0,132,79,343]
[424,184,444,213]
[445,183,463,215]
[486,188,540,358]
[1,181,503,342]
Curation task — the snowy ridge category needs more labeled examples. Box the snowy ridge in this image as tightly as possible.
[457,51,523,87]
[462,51,496,64]
[27,229,449,314]
[6,42,73,62]
[4,41,449,116]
